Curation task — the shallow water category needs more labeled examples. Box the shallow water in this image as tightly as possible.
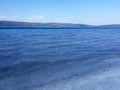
[0,29,120,90]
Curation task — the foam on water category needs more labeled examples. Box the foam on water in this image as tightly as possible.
[37,58,120,90]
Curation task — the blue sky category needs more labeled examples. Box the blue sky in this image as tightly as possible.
[0,0,120,25]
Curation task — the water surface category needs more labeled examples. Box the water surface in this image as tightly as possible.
[0,29,120,90]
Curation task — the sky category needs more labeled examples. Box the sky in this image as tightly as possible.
[0,0,120,25]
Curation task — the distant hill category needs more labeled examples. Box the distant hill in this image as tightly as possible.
[0,21,120,29]
[95,24,120,28]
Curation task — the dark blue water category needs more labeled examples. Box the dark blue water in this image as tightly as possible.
[0,29,120,90]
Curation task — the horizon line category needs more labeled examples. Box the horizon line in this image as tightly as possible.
[1,20,120,26]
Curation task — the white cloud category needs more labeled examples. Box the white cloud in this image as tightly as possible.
[0,16,8,19]
[37,16,44,19]
[10,16,19,20]
[0,15,45,22]
[0,15,19,20]
[25,15,44,22]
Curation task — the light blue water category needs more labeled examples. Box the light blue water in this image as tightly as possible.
[0,29,120,90]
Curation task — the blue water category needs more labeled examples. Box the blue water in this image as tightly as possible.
[0,29,120,90]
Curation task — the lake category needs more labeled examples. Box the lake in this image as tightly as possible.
[0,29,120,90]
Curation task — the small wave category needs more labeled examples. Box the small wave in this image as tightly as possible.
[36,58,120,90]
